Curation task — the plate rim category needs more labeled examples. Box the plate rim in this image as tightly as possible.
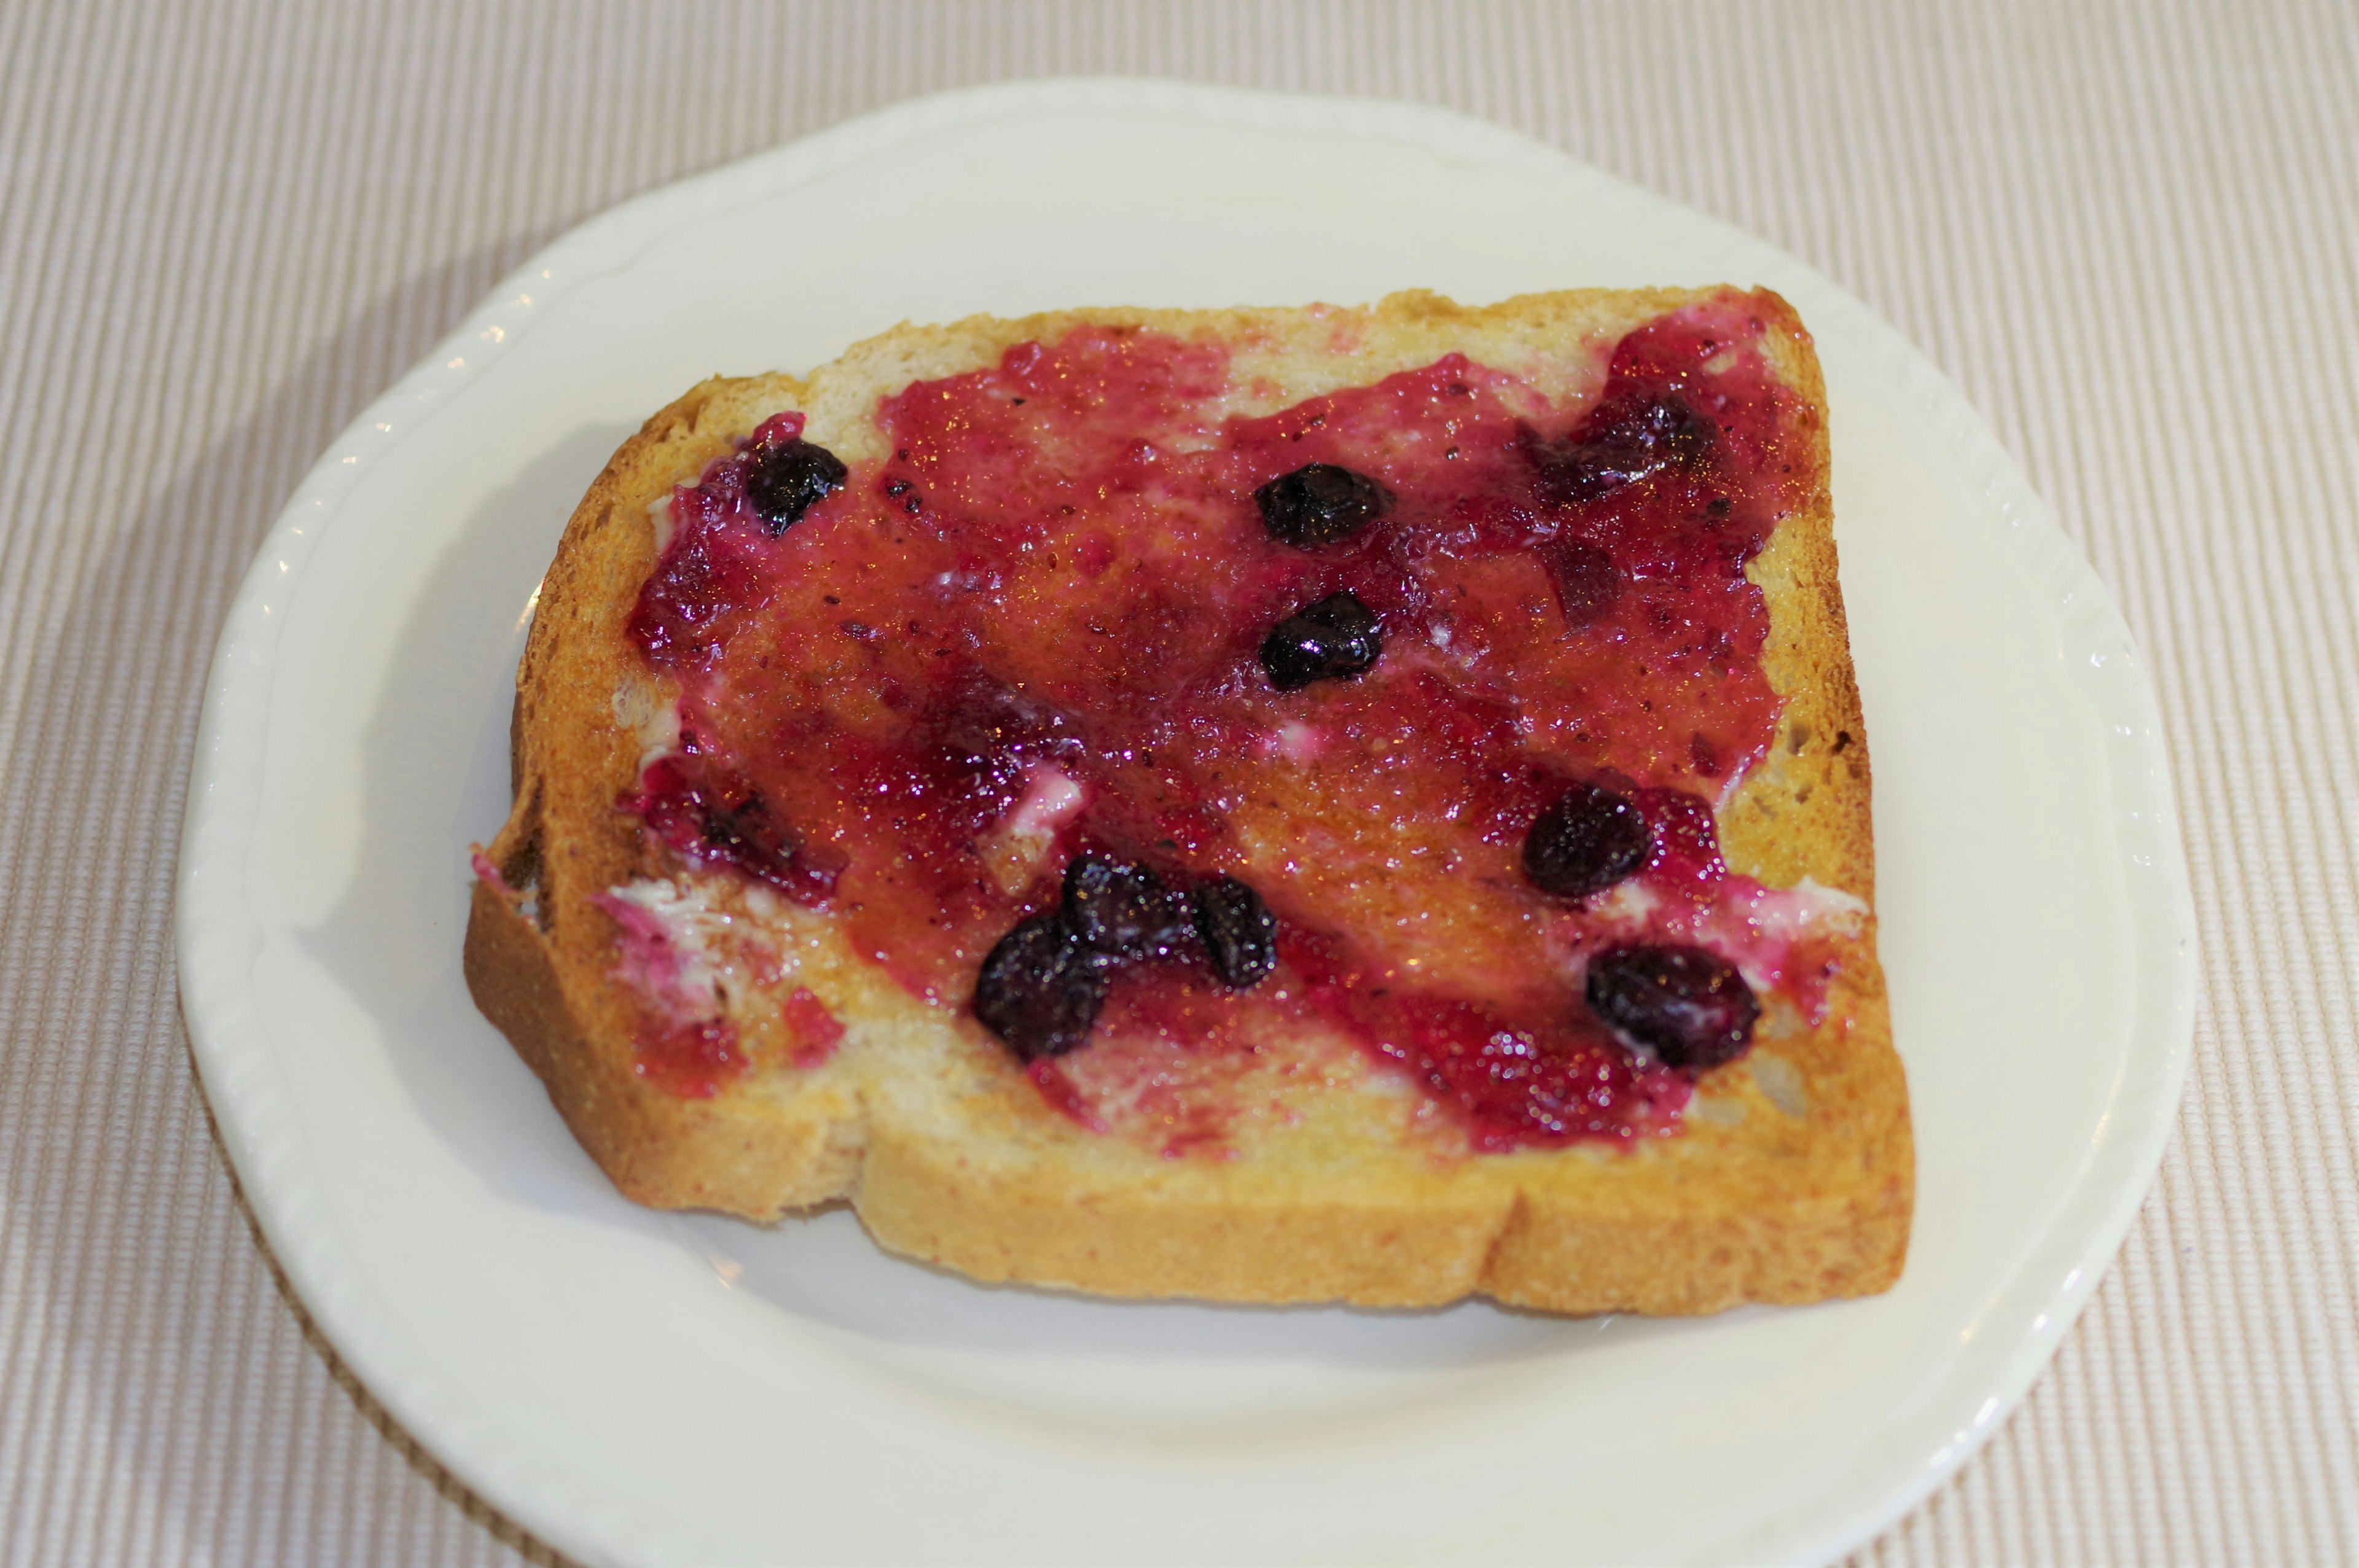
[174,75,2197,1568]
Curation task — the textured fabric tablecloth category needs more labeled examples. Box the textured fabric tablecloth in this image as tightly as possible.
[4,1,2353,1562]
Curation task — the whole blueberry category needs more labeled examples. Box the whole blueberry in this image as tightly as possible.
[973,914,1106,1061]
[1062,855,1191,959]
[745,438,848,535]
[1190,875,1278,988]
[1254,463,1393,548]
[1524,782,1651,900]
[1261,591,1382,692]
[1584,944,1759,1071]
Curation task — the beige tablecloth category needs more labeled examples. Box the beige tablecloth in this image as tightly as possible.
[4,1,2353,1561]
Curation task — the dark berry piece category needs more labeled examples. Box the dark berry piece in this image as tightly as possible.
[1191,876,1277,988]
[1543,539,1625,627]
[1523,782,1651,900]
[1531,393,1714,504]
[745,438,848,535]
[1254,463,1393,548]
[622,758,840,904]
[974,914,1106,1061]
[1260,591,1382,691]
[1584,944,1759,1071]
[1062,855,1189,959]
[697,787,788,863]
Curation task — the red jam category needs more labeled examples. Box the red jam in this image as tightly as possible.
[620,295,1824,1142]
[781,985,847,1069]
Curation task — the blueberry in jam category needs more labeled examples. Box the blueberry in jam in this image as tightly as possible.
[1261,591,1382,691]
[1531,392,1714,504]
[974,914,1107,1061]
[624,757,842,904]
[977,861,1277,1063]
[745,437,848,536]
[1062,855,1191,959]
[696,788,792,869]
[1254,462,1393,548]
[1190,875,1277,988]
[1524,781,1652,900]
[1584,944,1759,1071]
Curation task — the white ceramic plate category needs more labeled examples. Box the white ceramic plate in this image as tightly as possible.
[177,80,2194,1567]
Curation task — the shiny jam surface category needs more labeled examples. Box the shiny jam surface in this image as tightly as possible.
[618,295,1830,1139]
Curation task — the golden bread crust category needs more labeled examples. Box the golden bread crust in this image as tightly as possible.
[466,287,1909,1313]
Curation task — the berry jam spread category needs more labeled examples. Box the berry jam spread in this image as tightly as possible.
[616,294,1848,1143]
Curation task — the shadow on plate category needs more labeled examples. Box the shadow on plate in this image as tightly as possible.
[299,418,648,1225]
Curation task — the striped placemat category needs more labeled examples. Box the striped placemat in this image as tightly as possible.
[3,1,2351,1561]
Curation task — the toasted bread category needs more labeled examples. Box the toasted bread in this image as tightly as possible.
[465,287,1909,1314]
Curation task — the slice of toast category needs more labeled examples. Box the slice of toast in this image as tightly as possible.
[464,287,1910,1315]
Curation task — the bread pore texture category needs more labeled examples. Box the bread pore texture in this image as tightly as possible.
[465,286,1911,1316]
